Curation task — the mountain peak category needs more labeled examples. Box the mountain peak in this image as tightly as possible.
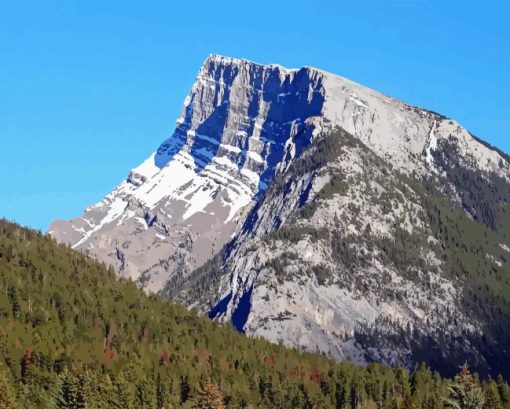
[204,53,299,73]
[49,55,510,377]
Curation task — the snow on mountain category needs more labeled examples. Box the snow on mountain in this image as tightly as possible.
[50,54,326,291]
[50,54,510,376]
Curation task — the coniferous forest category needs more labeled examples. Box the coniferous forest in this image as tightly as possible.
[0,219,509,408]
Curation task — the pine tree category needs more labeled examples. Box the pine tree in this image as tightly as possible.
[496,376,510,409]
[360,398,378,409]
[164,374,181,409]
[0,367,18,409]
[50,378,67,409]
[82,371,112,409]
[443,363,485,409]
[483,380,503,409]
[111,373,133,409]
[156,373,168,409]
[423,391,442,409]
[402,394,418,409]
[192,379,225,409]
[59,371,85,409]
[20,347,33,385]
[7,287,20,319]
[335,381,351,408]
[180,375,191,404]
[135,377,156,409]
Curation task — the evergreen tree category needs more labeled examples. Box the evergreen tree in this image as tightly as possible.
[59,371,85,409]
[0,367,18,409]
[50,378,67,409]
[402,394,418,409]
[192,379,225,409]
[422,391,442,409]
[111,373,133,409]
[443,364,485,409]
[156,373,167,409]
[135,377,156,409]
[496,376,510,409]
[360,398,378,409]
[483,380,503,409]
[180,375,191,404]
[335,380,351,408]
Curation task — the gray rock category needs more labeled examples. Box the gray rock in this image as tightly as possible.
[49,54,510,377]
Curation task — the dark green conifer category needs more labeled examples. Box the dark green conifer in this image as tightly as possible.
[0,367,18,409]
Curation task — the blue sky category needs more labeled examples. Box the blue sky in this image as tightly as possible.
[0,1,509,231]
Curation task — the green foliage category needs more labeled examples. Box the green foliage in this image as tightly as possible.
[443,364,485,409]
[0,219,509,408]
[192,379,224,409]
[483,380,504,409]
[0,365,19,409]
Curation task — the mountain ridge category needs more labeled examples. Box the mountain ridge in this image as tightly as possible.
[49,54,510,377]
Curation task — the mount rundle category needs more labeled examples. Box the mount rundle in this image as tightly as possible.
[50,54,510,377]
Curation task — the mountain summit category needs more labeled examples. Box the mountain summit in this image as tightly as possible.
[50,54,510,377]
[50,54,327,291]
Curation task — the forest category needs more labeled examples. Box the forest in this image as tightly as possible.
[0,219,509,408]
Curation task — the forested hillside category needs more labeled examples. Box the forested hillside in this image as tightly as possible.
[0,219,509,408]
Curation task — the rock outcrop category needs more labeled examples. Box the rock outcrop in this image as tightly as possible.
[50,55,510,377]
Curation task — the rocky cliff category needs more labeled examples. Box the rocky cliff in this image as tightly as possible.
[50,55,510,377]
[50,55,326,291]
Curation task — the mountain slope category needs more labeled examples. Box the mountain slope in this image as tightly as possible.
[49,55,510,377]
[169,127,510,377]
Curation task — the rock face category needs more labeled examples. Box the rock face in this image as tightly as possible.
[50,55,326,291]
[50,54,510,377]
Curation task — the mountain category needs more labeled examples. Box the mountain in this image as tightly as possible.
[50,55,327,292]
[49,54,510,378]
[5,218,507,408]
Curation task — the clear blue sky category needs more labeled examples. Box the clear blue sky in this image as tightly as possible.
[1,1,509,231]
